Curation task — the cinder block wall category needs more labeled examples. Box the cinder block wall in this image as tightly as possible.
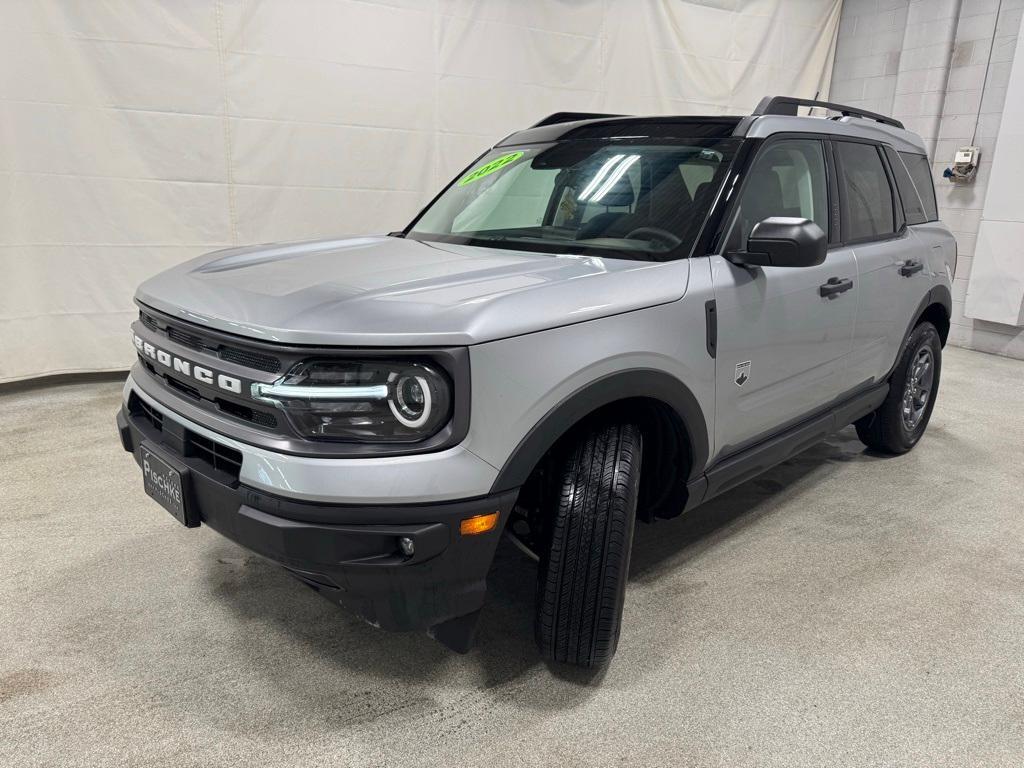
[831,0,1024,359]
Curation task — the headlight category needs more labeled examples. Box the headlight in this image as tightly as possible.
[252,360,452,442]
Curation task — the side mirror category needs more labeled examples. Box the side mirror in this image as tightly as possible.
[727,217,827,268]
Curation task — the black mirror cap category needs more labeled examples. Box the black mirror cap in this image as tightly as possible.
[729,217,827,268]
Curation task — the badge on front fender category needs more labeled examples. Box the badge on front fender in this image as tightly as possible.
[735,360,751,387]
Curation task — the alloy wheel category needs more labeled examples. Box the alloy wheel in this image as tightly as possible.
[901,345,934,431]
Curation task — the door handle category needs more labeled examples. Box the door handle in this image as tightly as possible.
[819,276,854,298]
[899,260,924,277]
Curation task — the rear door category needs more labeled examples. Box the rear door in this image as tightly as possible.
[891,147,955,289]
[835,140,933,387]
[710,136,858,458]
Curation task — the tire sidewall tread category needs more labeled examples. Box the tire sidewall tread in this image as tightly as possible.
[535,421,642,668]
[856,321,942,454]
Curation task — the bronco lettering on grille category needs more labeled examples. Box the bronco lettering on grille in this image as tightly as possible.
[134,333,242,394]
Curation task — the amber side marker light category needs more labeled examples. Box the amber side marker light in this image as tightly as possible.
[460,511,500,536]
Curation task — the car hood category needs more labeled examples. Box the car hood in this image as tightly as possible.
[135,235,689,346]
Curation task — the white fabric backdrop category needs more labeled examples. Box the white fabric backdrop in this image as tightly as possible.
[1,0,841,383]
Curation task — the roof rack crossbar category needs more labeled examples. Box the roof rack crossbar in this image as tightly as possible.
[531,112,626,128]
[753,96,904,130]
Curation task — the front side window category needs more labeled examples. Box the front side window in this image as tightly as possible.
[730,138,829,250]
[837,141,896,241]
[407,137,741,261]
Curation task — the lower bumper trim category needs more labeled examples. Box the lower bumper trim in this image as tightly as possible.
[118,401,520,635]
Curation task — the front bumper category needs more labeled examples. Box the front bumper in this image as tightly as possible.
[117,399,518,644]
[125,368,499,504]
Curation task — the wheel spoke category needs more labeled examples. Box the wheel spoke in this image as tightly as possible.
[900,345,935,431]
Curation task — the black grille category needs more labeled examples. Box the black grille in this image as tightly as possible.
[129,392,163,432]
[140,355,279,431]
[218,346,281,374]
[167,326,210,352]
[140,311,160,333]
[141,356,276,430]
[139,310,282,374]
[165,375,202,400]
[127,392,243,480]
[215,398,278,429]
[185,432,243,479]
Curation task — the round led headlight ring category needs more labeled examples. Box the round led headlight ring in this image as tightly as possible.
[388,373,433,428]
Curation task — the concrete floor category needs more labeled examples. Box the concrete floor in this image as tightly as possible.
[1,346,1022,767]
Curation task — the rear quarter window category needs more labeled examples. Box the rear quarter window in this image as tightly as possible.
[898,151,938,222]
[884,146,928,225]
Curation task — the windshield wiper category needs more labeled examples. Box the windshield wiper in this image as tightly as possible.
[468,232,579,245]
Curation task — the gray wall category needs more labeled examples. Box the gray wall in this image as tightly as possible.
[831,0,1024,359]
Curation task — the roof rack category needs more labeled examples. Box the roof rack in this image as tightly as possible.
[531,112,626,128]
[752,96,904,130]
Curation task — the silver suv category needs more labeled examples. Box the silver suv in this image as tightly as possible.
[116,96,954,668]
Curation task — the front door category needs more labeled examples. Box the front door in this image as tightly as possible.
[710,137,857,460]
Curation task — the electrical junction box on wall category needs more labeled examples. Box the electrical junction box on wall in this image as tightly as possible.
[943,146,980,183]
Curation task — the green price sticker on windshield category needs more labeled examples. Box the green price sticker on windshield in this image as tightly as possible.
[458,151,524,186]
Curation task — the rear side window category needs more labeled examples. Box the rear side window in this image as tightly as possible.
[884,146,927,225]
[836,141,895,241]
[898,151,938,222]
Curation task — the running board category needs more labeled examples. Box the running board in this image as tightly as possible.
[686,382,890,508]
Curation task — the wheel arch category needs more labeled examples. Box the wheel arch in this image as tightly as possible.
[489,369,709,519]
[918,284,951,346]
[883,284,951,383]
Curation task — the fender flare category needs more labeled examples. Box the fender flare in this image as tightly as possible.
[489,369,709,493]
[925,283,952,321]
[885,283,952,380]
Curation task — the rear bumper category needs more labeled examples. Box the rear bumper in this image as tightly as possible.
[117,404,517,638]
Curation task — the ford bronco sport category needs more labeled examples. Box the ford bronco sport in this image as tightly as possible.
[117,96,954,668]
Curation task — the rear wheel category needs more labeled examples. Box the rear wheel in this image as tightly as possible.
[535,421,642,668]
[856,321,941,454]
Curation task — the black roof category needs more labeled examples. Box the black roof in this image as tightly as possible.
[496,116,744,146]
[753,95,903,128]
[498,95,904,146]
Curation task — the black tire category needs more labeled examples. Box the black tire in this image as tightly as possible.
[535,421,642,668]
[856,321,942,454]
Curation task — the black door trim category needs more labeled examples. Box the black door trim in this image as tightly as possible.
[686,380,889,509]
[704,299,718,358]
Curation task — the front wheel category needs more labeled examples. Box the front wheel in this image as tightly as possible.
[535,422,642,668]
[856,321,942,454]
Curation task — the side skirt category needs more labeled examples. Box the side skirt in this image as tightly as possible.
[684,381,889,510]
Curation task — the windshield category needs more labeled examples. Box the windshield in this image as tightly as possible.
[406,138,740,261]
